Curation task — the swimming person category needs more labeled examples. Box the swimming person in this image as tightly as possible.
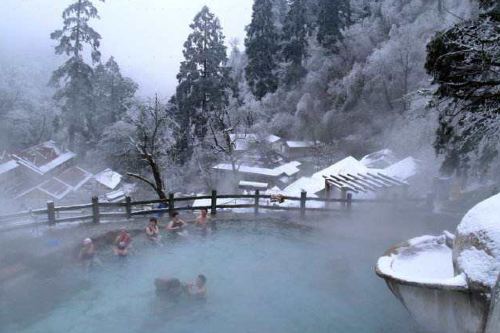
[114,227,132,256]
[185,274,207,299]
[195,208,209,227]
[167,211,186,235]
[79,238,102,270]
[146,217,161,242]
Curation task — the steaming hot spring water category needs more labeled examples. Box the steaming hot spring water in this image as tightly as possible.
[1,212,441,333]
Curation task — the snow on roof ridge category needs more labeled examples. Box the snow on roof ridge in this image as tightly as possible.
[383,156,419,180]
[213,161,301,177]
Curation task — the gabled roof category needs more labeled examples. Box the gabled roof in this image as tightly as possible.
[55,166,93,190]
[94,168,122,190]
[12,141,76,175]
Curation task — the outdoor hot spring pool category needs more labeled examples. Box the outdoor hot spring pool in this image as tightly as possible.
[3,217,422,333]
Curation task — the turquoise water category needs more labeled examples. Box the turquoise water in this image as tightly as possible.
[5,219,420,333]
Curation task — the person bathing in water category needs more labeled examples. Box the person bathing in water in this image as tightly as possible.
[114,227,132,256]
[146,217,161,242]
[155,274,207,300]
[195,208,209,228]
[79,238,102,269]
[185,274,207,299]
[167,211,187,235]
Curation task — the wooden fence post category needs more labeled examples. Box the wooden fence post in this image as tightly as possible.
[47,201,56,226]
[341,188,347,207]
[211,190,217,215]
[325,179,331,209]
[125,196,132,219]
[91,196,100,224]
[254,190,260,215]
[300,191,307,219]
[346,193,352,211]
[168,192,175,216]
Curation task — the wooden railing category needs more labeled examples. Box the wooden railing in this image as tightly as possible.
[0,190,430,230]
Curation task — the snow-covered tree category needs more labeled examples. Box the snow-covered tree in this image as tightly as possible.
[50,0,104,150]
[245,0,280,100]
[316,0,350,50]
[426,1,500,176]
[281,0,309,85]
[173,6,231,162]
[93,57,138,140]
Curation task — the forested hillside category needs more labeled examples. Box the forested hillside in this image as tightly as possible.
[0,0,497,198]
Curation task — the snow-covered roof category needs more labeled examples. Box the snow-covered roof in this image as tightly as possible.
[266,135,282,143]
[383,157,418,180]
[282,176,324,196]
[213,161,301,177]
[12,141,76,175]
[360,149,397,169]
[312,156,369,179]
[239,180,269,189]
[0,160,18,176]
[37,178,73,200]
[228,133,282,151]
[55,166,93,190]
[105,189,126,202]
[94,168,122,190]
[285,140,316,148]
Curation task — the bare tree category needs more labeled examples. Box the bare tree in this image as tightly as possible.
[127,96,171,200]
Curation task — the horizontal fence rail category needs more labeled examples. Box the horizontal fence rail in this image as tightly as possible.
[0,189,430,231]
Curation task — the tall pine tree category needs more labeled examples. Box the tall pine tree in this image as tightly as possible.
[245,0,280,100]
[281,0,309,85]
[93,57,138,139]
[317,0,350,50]
[173,6,231,162]
[50,0,104,150]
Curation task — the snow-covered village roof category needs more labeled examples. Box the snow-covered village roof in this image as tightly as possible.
[239,180,269,189]
[37,178,73,200]
[94,168,122,190]
[383,157,419,180]
[11,141,76,175]
[360,149,397,169]
[213,161,301,177]
[282,155,418,197]
[0,159,18,176]
[285,140,316,148]
[55,166,93,191]
[229,133,283,151]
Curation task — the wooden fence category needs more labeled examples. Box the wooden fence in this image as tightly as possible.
[0,190,431,230]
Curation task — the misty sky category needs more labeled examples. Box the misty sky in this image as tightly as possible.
[0,0,254,97]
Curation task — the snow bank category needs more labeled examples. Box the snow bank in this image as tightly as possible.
[454,192,500,290]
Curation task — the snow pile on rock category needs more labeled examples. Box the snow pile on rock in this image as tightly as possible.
[454,192,500,291]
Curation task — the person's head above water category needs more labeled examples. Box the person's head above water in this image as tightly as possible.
[149,217,158,225]
[196,274,207,287]
[171,211,180,219]
[200,208,208,216]
[120,226,127,233]
[83,238,92,245]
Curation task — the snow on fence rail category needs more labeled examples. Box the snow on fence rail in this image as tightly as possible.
[0,190,430,231]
